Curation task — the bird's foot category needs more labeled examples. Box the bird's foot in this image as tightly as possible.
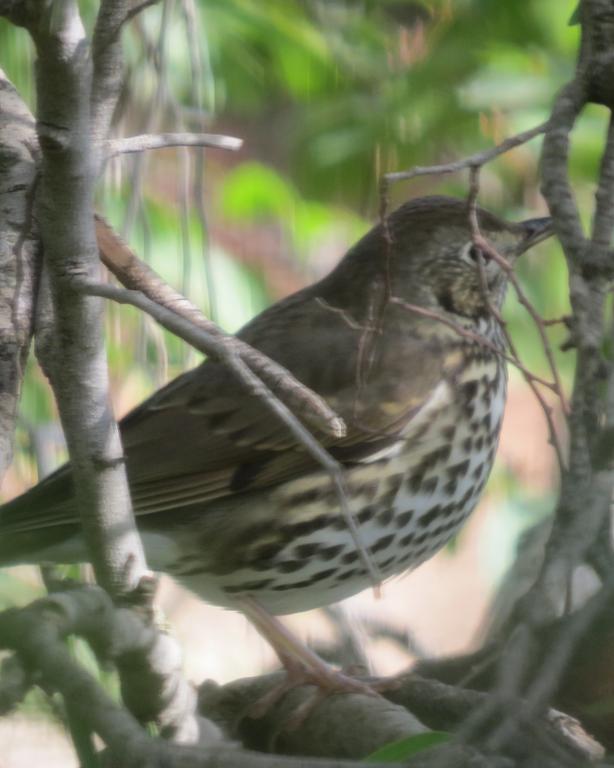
[248,658,399,729]
[239,597,400,727]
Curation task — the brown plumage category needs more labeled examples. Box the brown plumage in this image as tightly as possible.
[1,196,551,618]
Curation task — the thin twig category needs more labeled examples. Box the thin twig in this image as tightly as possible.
[105,132,242,159]
[123,0,160,27]
[471,231,569,416]
[467,167,567,473]
[384,121,549,184]
[388,298,558,392]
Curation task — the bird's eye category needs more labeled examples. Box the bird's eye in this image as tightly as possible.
[461,242,487,265]
[467,245,482,262]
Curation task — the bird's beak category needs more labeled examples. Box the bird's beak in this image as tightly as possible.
[516,216,553,255]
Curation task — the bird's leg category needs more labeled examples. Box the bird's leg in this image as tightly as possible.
[239,596,394,724]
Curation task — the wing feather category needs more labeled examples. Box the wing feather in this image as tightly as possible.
[3,290,458,532]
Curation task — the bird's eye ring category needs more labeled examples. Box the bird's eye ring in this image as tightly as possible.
[461,242,488,265]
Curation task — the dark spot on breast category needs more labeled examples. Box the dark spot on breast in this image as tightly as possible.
[293,543,320,559]
[462,436,473,453]
[400,531,415,546]
[444,478,458,495]
[224,578,273,594]
[420,448,446,473]
[438,518,461,535]
[442,425,456,441]
[281,516,331,540]
[409,473,425,493]
[438,444,452,462]
[378,555,396,569]
[447,459,470,481]
[249,542,282,568]
[422,477,438,495]
[335,567,360,582]
[291,488,323,506]
[372,534,395,553]
[272,579,311,591]
[460,488,474,506]
[419,505,442,528]
[332,515,349,531]
[380,483,401,507]
[377,507,394,526]
[357,506,375,524]
[354,481,380,501]
[462,380,479,403]
[342,550,359,564]
[305,567,337,585]
[396,510,414,528]
[277,560,304,573]
[474,436,484,451]
[440,502,456,517]
[319,544,344,561]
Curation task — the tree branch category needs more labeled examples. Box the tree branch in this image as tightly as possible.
[0,71,40,485]
[383,121,549,185]
[105,131,243,158]
[0,587,401,768]
[18,0,149,598]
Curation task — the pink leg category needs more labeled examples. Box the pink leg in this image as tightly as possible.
[239,597,395,706]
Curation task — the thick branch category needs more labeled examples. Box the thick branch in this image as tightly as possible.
[0,588,394,768]
[0,71,40,484]
[200,673,425,760]
[22,0,148,597]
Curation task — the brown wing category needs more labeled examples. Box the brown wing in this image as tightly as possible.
[121,292,454,516]
[2,289,456,533]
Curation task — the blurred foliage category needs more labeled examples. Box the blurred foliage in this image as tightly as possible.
[0,0,603,668]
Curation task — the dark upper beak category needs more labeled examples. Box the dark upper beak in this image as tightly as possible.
[516,216,553,254]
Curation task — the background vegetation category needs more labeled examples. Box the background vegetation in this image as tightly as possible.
[0,1,598,762]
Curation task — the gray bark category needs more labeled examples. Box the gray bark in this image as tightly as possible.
[0,71,40,483]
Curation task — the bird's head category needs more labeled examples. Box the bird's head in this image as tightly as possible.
[387,196,552,318]
[330,196,552,321]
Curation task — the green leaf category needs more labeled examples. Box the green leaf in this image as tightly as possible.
[220,162,296,221]
[365,731,451,762]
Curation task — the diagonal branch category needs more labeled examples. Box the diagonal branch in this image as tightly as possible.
[78,274,381,588]
[94,215,346,439]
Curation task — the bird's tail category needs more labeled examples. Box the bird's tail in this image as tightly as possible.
[0,467,83,566]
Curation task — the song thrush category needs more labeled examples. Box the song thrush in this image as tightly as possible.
[0,196,551,683]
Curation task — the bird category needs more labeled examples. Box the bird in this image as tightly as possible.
[0,195,552,687]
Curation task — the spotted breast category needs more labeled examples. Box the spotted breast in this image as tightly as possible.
[170,338,506,616]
